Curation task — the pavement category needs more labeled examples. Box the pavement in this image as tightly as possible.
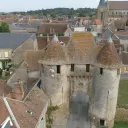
[67,91,90,128]
[51,104,69,128]
[121,73,128,80]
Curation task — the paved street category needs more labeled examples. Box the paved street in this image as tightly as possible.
[121,73,128,80]
[67,91,90,128]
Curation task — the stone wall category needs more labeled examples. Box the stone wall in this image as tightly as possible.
[41,64,93,106]
[90,67,120,128]
[64,28,72,36]
[41,65,70,106]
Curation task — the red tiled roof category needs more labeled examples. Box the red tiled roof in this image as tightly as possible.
[0,80,11,97]
[37,23,68,34]
[109,1,128,10]
[90,19,102,25]
[0,97,9,124]
[24,50,45,70]
[37,36,70,50]
[97,43,121,66]
[114,19,126,29]
[40,41,67,65]
[72,32,95,55]
[7,86,49,128]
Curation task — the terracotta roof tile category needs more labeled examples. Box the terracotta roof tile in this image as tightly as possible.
[115,19,126,30]
[38,23,68,34]
[0,97,9,124]
[97,43,121,66]
[90,19,101,25]
[71,32,95,55]
[66,32,96,64]
[0,80,11,97]
[39,42,67,65]
[66,39,85,64]
[7,86,49,128]
[37,36,70,50]
[109,1,128,10]
[24,50,45,70]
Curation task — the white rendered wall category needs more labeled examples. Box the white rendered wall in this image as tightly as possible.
[41,65,70,106]
[90,67,120,127]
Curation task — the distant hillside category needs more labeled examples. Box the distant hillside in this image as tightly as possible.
[13,8,96,18]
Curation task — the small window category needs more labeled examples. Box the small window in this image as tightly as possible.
[117,69,120,75]
[0,52,2,58]
[71,64,74,72]
[100,119,105,126]
[86,64,90,72]
[100,68,103,75]
[57,65,60,74]
[5,52,9,58]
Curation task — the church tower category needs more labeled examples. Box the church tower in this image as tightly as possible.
[97,0,108,26]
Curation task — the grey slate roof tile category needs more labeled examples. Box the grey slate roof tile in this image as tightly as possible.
[0,33,36,49]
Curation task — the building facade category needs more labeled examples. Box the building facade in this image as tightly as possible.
[38,32,121,128]
[97,0,128,26]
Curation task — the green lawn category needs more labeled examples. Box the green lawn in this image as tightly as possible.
[117,80,128,108]
[113,121,128,128]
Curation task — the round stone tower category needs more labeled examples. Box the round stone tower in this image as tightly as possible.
[39,34,69,106]
[89,39,121,128]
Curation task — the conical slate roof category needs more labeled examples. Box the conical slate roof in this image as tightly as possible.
[51,34,59,43]
[99,0,106,7]
[97,43,121,67]
[39,41,67,65]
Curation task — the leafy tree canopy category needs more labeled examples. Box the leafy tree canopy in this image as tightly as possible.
[0,22,10,33]
[12,8,96,18]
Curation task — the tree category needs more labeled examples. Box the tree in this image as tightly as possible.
[0,22,10,33]
[78,13,86,17]
[50,12,56,18]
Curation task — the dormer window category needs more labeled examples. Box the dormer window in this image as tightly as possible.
[57,65,60,74]
[71,64,74,72]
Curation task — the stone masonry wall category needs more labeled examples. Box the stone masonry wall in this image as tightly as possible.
[90,67,120,128]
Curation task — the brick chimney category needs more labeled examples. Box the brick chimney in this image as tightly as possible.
[11,80,25,100]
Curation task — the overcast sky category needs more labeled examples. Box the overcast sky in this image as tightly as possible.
[0,0,127,12]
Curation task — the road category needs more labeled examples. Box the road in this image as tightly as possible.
[67,91,90,128]
[121,73,128,80]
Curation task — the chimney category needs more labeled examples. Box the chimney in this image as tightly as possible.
[50,28,52,34]
[47,34,50,43]
[11,80,25,100]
